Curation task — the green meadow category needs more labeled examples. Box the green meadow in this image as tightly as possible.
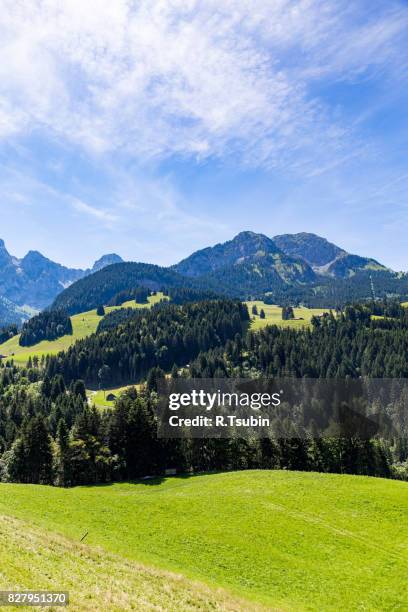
[0,471,407,610]
[0,293,167,366]
[245,301,331,330]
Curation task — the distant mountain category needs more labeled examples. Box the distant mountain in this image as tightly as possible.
[174,231,316,289]
[175,231,281,276]
[92,253,123,273]
[273,233,388,278]
[273,233,344,267]
[0,296,35,327]
[0,239,123,312]
[172,231,408,304]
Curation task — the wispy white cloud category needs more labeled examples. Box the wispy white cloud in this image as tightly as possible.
[0,163,118,227]
[0,158,227,264]
[0,0,406,171]
[70,198,118,224]
[115,171,229,238]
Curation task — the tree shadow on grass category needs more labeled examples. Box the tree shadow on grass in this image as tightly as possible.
[78,470,225,489]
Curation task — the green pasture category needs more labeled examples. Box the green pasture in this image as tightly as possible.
[245,301,331,330]
[0,471,407,610]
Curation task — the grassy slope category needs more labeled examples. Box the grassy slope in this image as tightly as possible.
[0,471,407,610]
[0,293,167,366]
[0,515,255,612]
[246,301,331,330]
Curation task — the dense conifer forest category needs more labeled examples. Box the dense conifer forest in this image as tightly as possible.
[1,299,408,486]
[46,300,248,385]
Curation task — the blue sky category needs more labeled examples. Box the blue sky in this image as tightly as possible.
[0,0,407,269]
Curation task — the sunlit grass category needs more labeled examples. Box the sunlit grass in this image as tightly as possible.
[0,514,253,611]
[0,471,407,610]
[245,300,331,330]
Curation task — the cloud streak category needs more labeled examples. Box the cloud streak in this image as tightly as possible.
[70,198,118,224]
[0,0,406,171]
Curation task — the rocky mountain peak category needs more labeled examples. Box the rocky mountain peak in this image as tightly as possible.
[92,253,123,273]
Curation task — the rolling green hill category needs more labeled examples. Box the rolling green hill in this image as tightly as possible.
[0,471,407,610]
[0,294,167,366]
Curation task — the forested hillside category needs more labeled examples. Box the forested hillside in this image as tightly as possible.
[46,300,248,384]
[0,324,18,345]
[51,262,201,314]
[1,299,408,487]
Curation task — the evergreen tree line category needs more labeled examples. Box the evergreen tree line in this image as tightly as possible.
[183,302,408,380]
[165,286,223,304]
[0,364,394,487]
[260,273,408,308]
[19,310,72,347]
[246,307,408,378]
[51,262,203,315]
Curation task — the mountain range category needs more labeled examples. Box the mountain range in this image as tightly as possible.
[0,232,406,325]
[52,231,408,316]
[0,239,123,324]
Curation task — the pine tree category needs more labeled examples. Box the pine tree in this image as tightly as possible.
[72,379,87,400]
[55,418,72,486]
[8,416,53,484]
[98,365,112,390]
